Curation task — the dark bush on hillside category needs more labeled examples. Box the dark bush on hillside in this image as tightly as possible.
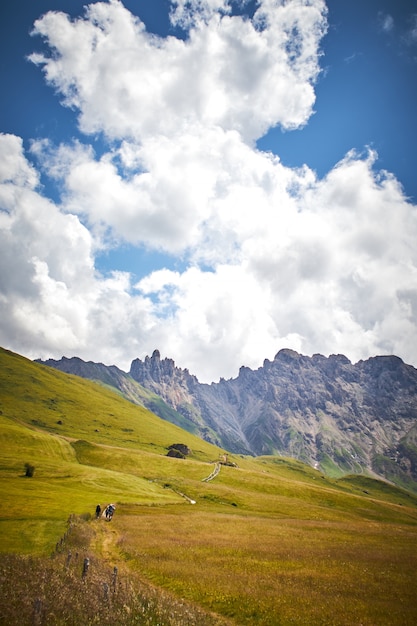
[167,443,191,459]
[24,462,35,477]
[167,448,185,458]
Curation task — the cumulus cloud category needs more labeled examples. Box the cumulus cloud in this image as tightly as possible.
[1,0,417,382]
[29,0,327,142]
[0,133,155,368]
[133,149,417,381]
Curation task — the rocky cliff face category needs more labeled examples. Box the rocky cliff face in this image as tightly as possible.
[130,350,221,444]
[129,349,417,488]
[38,349,417,491]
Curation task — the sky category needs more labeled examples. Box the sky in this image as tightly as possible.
[1,0,417,383]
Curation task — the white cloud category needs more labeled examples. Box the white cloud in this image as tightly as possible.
[1,1,417,382]
[135,146,417,380]
[32,126,303,258]
[0,133,154,369]
[29,0,327,142]
[170,0,232,28]
[0,134,39,188]
[378,12,394,34]
[378,9,417,54]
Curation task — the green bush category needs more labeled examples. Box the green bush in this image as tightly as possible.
[24,463,35,477]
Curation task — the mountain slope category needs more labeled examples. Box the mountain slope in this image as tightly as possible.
[36,355,202,436]
[39,348,417,491]
[0,346,229,553]
[1,347,224,462]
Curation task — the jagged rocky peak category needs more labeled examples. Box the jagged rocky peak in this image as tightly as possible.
[252,349,305,374]
[40,355,83,366]
[130,350,198,387]
[328,354,351,364]
[238,365,253,378]
[361,354,405,372]
[129,350,201,413]
[274,348,301,361]
[274,349,351,366]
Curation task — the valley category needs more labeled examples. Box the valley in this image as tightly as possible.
[1,347,417,625]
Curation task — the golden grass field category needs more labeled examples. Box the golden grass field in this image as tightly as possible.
[1,347,417,625]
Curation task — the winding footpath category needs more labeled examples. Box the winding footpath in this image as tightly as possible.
[202,462,220,482]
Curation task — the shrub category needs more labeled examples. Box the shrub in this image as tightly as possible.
[167,443,191,458]
[24,462,35,477]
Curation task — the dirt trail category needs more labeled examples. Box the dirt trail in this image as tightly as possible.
[202,462,220,482]
[90,518,123,566]
[87,516,235,626]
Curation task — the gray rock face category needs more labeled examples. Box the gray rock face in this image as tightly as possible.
[38,349,417,490]
[129,349,417,488]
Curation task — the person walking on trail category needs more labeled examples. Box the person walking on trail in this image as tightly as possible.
[105,504,115,521]
[95,504,101,519]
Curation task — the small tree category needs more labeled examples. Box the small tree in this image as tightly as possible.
[24,462,35,477]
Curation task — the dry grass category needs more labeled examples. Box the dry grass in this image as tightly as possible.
[2,509,416,625]
[116,508,417,626]
[0,516,231,626]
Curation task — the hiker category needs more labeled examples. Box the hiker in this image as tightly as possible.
[105,504,115,521]
[95,504,101,519]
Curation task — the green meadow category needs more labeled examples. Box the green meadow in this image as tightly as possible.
[1,346,417,625]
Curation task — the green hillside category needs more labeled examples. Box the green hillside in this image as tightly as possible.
[1,347,417,625]
[0,347,226,551]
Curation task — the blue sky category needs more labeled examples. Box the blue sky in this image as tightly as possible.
[1,0,416,382]
[263,1,417,199]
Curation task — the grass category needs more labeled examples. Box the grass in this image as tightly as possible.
[0,348,219,460]
[0,516,230,626]
[1,346,417,625]
[117,509,417,625]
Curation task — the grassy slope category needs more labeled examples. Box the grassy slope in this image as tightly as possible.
[1,347,417,625]
[0,347,224,553]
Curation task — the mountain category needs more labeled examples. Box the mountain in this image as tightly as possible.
[38,348,417,491]
[3,346,417,626]
[36,355,202,436]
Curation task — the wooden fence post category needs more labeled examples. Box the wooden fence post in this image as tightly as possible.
[82,557,89,579]
[32,598,42,625]
[112,566,118,592]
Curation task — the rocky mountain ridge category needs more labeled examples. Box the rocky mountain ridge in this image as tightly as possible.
[38,349,417,491]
